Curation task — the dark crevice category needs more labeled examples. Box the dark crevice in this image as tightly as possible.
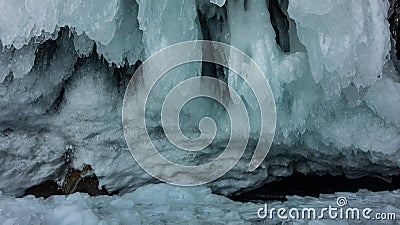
[30,27,78,115]
[47,86,65,114]
[33,38,58,71]
[3,72,14,86]
[198,9,212,41]
[73,43,105,72]
[112,59,142,92]
[243,0,249,12]
[24,175,118,199]
[197,8,217,78]
[389,0,400,61]
[196,8,226,81]
[229,173,400,203]
[267,0,290,52]
[72,41,100,71]
[54,87,65,110]
[24,163,118,199]
[24,180,61,199]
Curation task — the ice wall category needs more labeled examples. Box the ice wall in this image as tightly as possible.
[204,0,400,155]
[0,0,399,196]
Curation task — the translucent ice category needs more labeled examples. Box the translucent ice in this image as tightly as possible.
[288,0,391,97]
[0,0,119,49]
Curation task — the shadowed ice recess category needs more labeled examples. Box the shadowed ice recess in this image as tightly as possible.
[0,0,400,223]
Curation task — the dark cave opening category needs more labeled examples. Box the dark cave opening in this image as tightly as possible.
[24,172,400,202]
[24,174,118,199]
[229,172,400,203]
[389,0,400,60]
[196,7,226,81]
[267,0,290,53]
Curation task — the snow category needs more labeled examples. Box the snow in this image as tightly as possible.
[0,0,399,198]
[0,183,399,224]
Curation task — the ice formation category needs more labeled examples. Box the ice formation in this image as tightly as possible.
[0,0,119,49]
[0,183,399,224]
[0,0,399,199]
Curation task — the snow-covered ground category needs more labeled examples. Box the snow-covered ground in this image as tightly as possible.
[0,0,399,197]
[1,183,399,224]
[0,2,399,224]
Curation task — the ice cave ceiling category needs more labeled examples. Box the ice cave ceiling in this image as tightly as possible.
[0,0,399,198]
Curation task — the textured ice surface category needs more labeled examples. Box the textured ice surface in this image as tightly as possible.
[0,0,141,67]
[288,0,391,95]
[0,0,399,196]
[0,0,119,49]
[95,0,143,66]
[210,0,226,7]
[0,41,37,82]
[0,183,399,224]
